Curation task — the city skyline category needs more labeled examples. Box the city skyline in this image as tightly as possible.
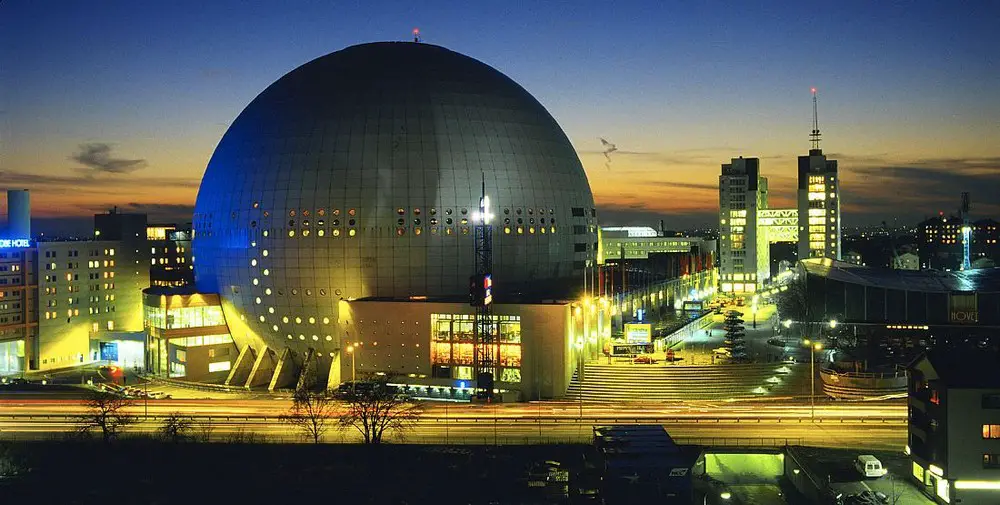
[2,0,998,235]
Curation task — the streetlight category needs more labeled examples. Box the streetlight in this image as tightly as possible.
[803,339,823,420]
[346,343,356,392]
[575,336,584,419]
[783,319,792,329]
[829,319,838,329]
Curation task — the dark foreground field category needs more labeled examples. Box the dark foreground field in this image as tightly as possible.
[0,439,590,505]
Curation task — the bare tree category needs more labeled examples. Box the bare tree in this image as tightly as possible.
[777,276,820,342]
[79,390,136,443]
[338,375,421,444]
[158,412,193,442]
[280,387,336,444]
[195,418,216,443]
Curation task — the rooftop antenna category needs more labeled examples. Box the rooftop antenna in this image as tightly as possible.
[412,27,420,43]
[810,87,822,151]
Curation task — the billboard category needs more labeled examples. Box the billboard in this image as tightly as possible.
[624,323,652,343]
[99,342,119,362]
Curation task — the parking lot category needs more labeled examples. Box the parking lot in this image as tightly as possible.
[792,447,934,504]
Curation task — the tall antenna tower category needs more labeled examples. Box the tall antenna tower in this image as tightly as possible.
[961,192,972,270]
[810,87,822,151]
[471,172,497,400]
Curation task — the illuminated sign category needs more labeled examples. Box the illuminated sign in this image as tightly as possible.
[950,311,978,323]
[483,274,493,306]
[99,342,119,362]
[469,274,493,306]
[624,323,652,343]
[0,239,30,248]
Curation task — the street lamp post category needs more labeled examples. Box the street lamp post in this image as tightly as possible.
[575,336,584,420]
[803,339,823,420]
[346,344,356,393]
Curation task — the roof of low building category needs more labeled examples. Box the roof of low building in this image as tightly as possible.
[910,350,1000,388]
[801,258,1000,293]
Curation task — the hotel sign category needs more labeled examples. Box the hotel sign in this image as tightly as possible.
[0,239,30,248]
[950,310,978,324]
[950,293,978,324]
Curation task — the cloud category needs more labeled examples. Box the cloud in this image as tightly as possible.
[70,143,147,174]
[0,170,198,190]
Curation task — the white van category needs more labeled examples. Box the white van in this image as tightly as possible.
[855,455,887,478]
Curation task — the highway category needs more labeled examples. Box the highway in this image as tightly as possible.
[0,397,907,450]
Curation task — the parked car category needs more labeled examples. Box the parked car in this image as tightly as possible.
[854,455,887,478]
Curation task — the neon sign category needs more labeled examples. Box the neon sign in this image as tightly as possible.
[0,239,30,248]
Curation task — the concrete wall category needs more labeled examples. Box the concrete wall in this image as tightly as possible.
[181,342,238,383]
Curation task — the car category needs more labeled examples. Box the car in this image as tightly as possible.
[854,455,887,478]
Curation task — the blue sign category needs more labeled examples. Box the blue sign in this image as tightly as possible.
[0,239,30,248]
[636,308,645,322]
[100,342,119,361]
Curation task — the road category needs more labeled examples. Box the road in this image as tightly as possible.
[0,396,907,449]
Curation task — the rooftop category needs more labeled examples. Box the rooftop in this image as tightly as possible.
[801,258,1000,293]
[910,350,1000,388]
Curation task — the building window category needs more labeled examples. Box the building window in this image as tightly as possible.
[930,389,940,405]
[984,454,1000,469]
[983,424,1000,439]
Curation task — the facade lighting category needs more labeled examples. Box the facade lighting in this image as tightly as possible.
[955,480,1000,490]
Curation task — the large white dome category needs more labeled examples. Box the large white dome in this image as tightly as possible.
[193,42,597,353]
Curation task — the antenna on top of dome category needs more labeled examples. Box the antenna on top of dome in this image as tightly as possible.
[412,28,420,43]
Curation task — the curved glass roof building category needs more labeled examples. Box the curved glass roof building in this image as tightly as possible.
[193,42,597,355]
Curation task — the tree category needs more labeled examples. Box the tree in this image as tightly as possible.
[723,310,748,362]
[776,276,820,342]
[158,412,193,443]
[338,375,421,444]
[79,390,136,443]
[280,387,336,444]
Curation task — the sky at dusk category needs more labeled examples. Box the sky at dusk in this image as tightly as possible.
[1,0,998,235]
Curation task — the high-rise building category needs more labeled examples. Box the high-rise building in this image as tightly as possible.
[797,148,841,261]
[147,223,193,287]
[718,157,769,294]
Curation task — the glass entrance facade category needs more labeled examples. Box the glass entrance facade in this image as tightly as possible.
[429,314,522,383]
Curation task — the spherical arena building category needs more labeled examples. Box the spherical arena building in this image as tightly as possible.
[192,42,598,391]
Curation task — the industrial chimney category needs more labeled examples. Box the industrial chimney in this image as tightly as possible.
[6,189,30,239]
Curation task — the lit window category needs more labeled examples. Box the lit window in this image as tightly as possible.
[983,424,1000,439]
[312,335,319,341]
[325,335,332,341]
[255,297,262,304]
[308,317,316,324]
[295,317,302,324]
[333,229,341,237]
[348,229,356,237]
[258,315,265,322]
[263,269,269,276]
[288,230,295,237]
[252,278,259,286]
[322,317,330,324]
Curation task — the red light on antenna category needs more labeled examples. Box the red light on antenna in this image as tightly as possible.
[810,87,817,94]
[413,28,420,35]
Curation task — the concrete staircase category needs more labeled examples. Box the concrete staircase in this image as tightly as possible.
[565,362,812,402]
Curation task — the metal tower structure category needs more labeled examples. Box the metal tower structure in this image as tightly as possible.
[810,87,822,151]
[471,173,497,400]
[961,192,972,270]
